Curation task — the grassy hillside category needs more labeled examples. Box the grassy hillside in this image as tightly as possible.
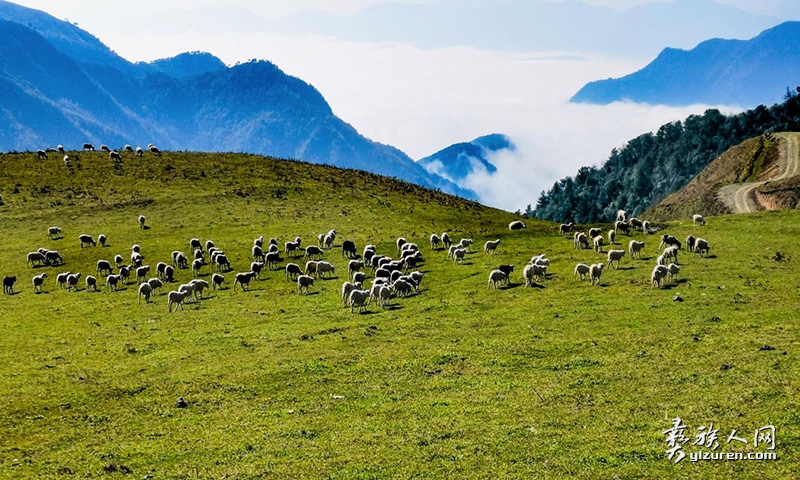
[645,134,781,221]
[0,151,797,478]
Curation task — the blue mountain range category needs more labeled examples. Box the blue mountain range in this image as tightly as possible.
[0,0,475,199]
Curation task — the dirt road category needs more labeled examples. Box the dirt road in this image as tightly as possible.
[718,133,800,213]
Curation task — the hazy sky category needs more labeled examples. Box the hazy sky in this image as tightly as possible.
[9,0,799,210]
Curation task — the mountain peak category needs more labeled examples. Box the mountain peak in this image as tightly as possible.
[146,51,227,78]
[418,134,516,184]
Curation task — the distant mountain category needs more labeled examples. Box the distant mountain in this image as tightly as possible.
[0,1,475,199]
[571,21,800,107]
[256,0,778,57]
[418,134,515,184]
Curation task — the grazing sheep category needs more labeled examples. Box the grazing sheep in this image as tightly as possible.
[285,263,303,281]
[48,226,62,239]
[317,261,335,278]
[396,237,407,255]
[693,214,706,226]
[156,262,168,280]
[509,220,527,230]
[589,263,604,286]
[192,258,203,277]
[190,279,209,299]
[393,279,413,297]
[250,261,265,279]
[85,275,98,292]
[25,252,45,267]
[559,222,574,236]
[371,255,387,271]
[148,145,162,156]
[131,252,142,266]
[694,238,710,257]
[3,275,17,294]
[136,265,151,284]
[498,264,514,281]
[167,291,189,312]
[342,240,357,258]
[628,240,645,260]
[390,270,403,283]
[660,235,681,250]
[105,274,121,291]
[349,289,371,312]
[138,283,153,304]
[32,273,48,293]
[642,220,651,234]
[376,285,393,308]
[341,281,362,306]
[484,239,501,255]
[588,227,601,239]
[65,272,82,291]
[148,277,163,295]
[531,255,550,268]
[56,271,71,289]
[629,218,643,230]
[574,232,589,250]
[686,235,696,253]
[135,146,143,157]
[488,269,508,289]
[524,263,547,285]
[615,221,630,235]
[98,234,107,247]
[95,260,114,277]
[430,233,441,249]
[109,151,122,162]
[353,271,367,285]
[205,240,215,252]
[663,246,679,264]
[458,238,473,251]
[83,143,95,151]
[265,251,281,270]
[348,260,364,279]
[215,254,230,272]
[57,145,64,154]
[175,253,188,269]
[592,235,604,253]
[114,254,124,267]
[211,273,224,290]
[138,215,146,229]
[233,271,256,291]
[401,242,418,254]
[616,209,627,222]
[297,275,315,295]
[78,234,96,247]
[322,232,335,250]
[100,144,111,152]
[607,249,626,269]
[304,245,324,260]
[305,261,319,277]
[453,248,467,265]
[163,265,175,283]
[656,254,667,266]
[317,233,325,248]
[651,265,669,288]
[404,254,421,271]
[375,267,391,280]
[608,229,616,245]
[574,263,591,281]
[44,250,63,266]
[118,266,131,284]
[285,240,301,258]
[124,144,133,152]
[254,235,264,248]
[667,263,680,283]
[441,232,452,249]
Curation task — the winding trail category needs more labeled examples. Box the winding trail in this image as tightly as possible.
[718,133,800,213]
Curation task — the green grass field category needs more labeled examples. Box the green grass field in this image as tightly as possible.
[1,151,798,478]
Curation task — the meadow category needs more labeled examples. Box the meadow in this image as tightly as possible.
[0,151,797,478]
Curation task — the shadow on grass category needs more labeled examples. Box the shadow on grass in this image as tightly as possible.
[142,225,151,230]
[616,266,635,271]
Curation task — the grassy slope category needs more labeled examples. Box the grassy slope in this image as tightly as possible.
[1,151,798,478]
[645,135,781,222]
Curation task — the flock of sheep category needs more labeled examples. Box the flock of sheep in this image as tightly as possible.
[35,143,163,169]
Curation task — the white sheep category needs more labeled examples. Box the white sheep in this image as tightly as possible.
[323,232,335,250]
[667,263,680,283]
[523,263,547,286]
[663,245,679,264]
[349,289,371,313]
[190,279,209,299]
[178,283,195,301]
[85,275,98,292]
[693,214,706,226]
[458,238,473,251]
[297,275,315,295]
[574,263,591,281]
[56,271,71,289]
[251,261,265,279]
[642,220,651,234]
[430,234,441,249]
[316,261,335,278]
[352,271,367,285]
[167,290,189,312]
[136,265,151,284]
[211,273,224,290]
[285,263,303,281]
[66,272,82,291]
[589,263,604,286]
[628,240,645,260]
[694,238,710,257]
[559,222,574,236]
[192,258,203,277]
[138,215,146,229]
[484,239,501,255]
[135,146,143,157]
[114,254,124,267]
[574,232,589,250]
[447,245,458,259]
[616,209,627,222]
[32,272,48,293]
[233,271,256,291]
[148,277,163,295]
[453,248,467,265]
[48,226,62,239]
[341,281,362,306]
[26,251,46,267]
[608,229,616,245]
[98,234,107,247]
[508,220,527,230]
[348,260,364,279]
[651,265,669,288]
[376,285,393,308]
[304,245,324,260]
[592,235,604,253]
[441,232,452,249]
[138,283,153,304]
[393,279,413,297]
[607,249,626,269]
[656,254,667,266]
[105,274,121,291]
